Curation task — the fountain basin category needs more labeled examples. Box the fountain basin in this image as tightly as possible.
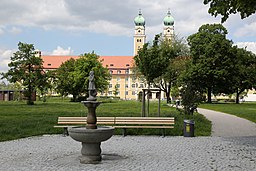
[68,126,114,143]
[68,126,114,164]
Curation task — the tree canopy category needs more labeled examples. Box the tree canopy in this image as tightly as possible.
[55,52,110,101]
[187,24,236,103]
[134,34,190,102]
[204,0,256,22]
[1,42,45,105]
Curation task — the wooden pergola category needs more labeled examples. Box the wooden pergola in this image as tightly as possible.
[141,88,161,117]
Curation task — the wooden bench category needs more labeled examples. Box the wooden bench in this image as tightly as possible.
[54,116,175,136]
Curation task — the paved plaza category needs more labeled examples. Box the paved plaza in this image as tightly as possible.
[1,108,256,171]
[0,135,255,171]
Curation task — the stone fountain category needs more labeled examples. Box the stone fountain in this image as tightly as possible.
[68,71,114,164]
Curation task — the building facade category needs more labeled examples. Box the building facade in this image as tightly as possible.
[41,10,174,100]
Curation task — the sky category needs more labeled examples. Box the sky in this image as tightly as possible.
[0,0,256,73]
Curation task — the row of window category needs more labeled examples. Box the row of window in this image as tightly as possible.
[110,70,129,74]
[109,83,145,88]
[107,91,137,96]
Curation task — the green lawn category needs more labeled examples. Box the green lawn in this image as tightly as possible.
[0,98,211,141]
[199,102,256,123]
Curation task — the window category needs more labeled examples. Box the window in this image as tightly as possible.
[47,64,51,66]
[125,70,129,74]
[132,84,135,88]
[126,64,130,67]
[132,91,136,95]
[116,84,120,88]
[110,70,113,74]
[110,64,114,66]
[125,84,129,88]
[109,84,112,88]
[108,91,112,95]
[117,70,121,74]
[117,77,120,81]
[132,77,136,81]
[125,91,128,95]
[139,84,144,88]
[125,77,129,81]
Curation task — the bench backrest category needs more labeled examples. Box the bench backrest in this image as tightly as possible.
[57,117,174,125]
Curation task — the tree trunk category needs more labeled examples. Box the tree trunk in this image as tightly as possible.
[207,87,212,103]
[166,91,171,103]
[236,89,240,104]
[166,83,171,103]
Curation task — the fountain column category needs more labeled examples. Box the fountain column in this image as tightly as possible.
[68,71,114,164]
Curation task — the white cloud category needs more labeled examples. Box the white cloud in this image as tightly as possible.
[9,27,22,34]
[234,22,256,38]
[0,49,15,73]
[235,42,256,54]
[51,46,74,55]
[0,27,4,35]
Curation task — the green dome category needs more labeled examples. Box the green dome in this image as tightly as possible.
[134,11,145,26]
[164,10,174,26]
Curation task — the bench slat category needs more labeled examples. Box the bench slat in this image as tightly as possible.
[55,116,175,136]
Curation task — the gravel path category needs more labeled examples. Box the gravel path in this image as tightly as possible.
[198,108,256,137]
[0,135,255,171]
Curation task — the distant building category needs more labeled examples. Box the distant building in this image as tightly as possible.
[41,10,174,100]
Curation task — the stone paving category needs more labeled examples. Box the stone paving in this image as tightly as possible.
[198,108,256,137]
[0,135,255,171]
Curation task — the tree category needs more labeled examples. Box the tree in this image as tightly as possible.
[55,52,110,101]
[155,36,190,103]
[187,24,236,103]
[55,58,78,100]
[134,34,190,103]
[113,84,119,97]
[231,46,256,103]
[134,34,164,87]
[1,42,45,105]
[204,0,256,22]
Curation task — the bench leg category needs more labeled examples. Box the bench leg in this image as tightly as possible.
[162,128,165,137]
[122,128,127,137]
[63,127,69,136]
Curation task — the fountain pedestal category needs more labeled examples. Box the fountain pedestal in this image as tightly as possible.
[68,101,114,164]
[68,71,114,164]
[68,125,114,164]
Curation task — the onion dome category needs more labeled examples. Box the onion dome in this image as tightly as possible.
[134,10,145,26]
[163,10,174,26]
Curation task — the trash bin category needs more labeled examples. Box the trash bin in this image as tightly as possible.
[183,120,195,137]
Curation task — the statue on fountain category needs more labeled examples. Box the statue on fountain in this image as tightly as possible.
[87,71,97,101]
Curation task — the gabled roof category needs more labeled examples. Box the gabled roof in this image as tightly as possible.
[41,55,134,70]
[100,56,134,69]
[42,56,79,69]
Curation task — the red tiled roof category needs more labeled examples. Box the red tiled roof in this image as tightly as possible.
[100,56,134,69]
[42,56,79,69]
[41,55,134,69]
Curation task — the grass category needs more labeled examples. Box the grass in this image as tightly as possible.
[199,102,256,123]
[0,97,211,142]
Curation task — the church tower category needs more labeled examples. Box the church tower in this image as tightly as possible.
[163,9,174,41]
[134,10,146,56]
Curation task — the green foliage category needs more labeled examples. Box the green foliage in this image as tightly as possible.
[1,42,45,105]
[55,52,111,101]
[187,24,236,103]
[204,0,256,22]
[230,47,256,103]
[0,99,211,141]
[134,34,190,102]
[113,84,119,97]
[180,82,204,114]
